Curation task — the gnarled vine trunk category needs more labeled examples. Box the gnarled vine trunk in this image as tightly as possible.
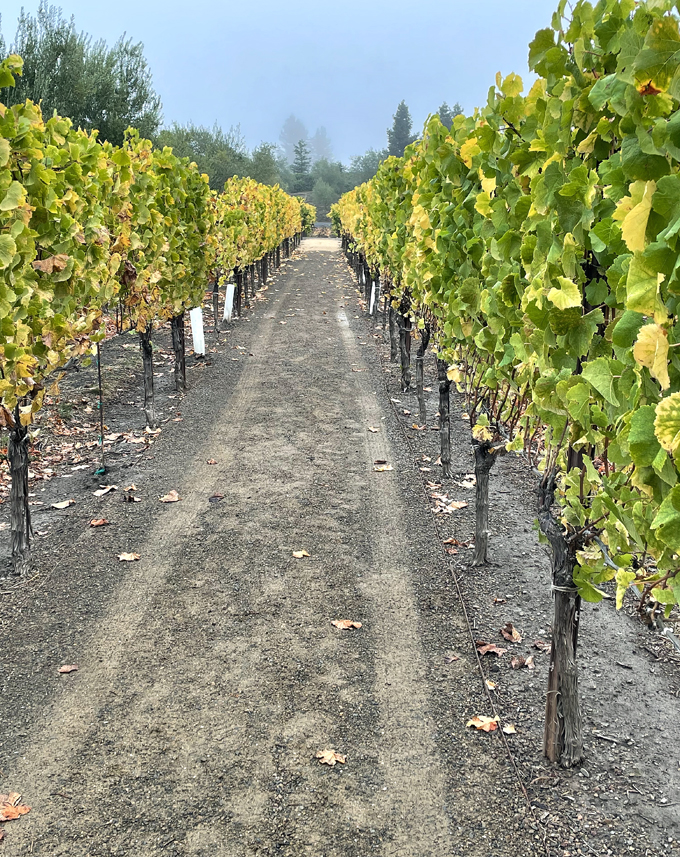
[471,439,501,566]
[139,326,157,428]
[416,324,431,425]
[388,306,399,362]
[8,407,31,575]
[171,312,187,393]
[398,314,412,392]
[437,358,452,478]
[538,471,584,768]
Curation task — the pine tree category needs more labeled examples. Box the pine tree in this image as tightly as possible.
[436,101,463,129]
[292,139,312,192]
[387,101,414,158]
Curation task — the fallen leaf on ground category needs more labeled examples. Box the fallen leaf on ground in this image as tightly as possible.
[90,518,109,527]
[292,549,310,558]
[93,485,117,497]
[51,499,74,510]
[502,723,517,735]
[476,641,507,657]
[443,538,462,546]
[493,597,507,604]
[511,655,535,670]
[207,458,217,465]
[444,652,460,663]
[466,715,499,732]
[448,500,468,510]
[412,424,426,431]
[117,552,140,562]
[533,639,551,653]
[58,664,78,674]
[367,426,379,433]
[373,464,393,472]
[316,749,346,766]
[124,485,136,492]
[123,495,142,503]
[485,680,497,690]
[159,490,180,503]
[0,793,30,822]
[374,459,387,464]
[331,619,362,630]
[500,622,522,643]
[208,494,224,503]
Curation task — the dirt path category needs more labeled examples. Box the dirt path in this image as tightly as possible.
[1,238,677,857]
[0,239,534,856]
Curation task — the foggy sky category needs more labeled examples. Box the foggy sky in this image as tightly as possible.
[1,0,559,162]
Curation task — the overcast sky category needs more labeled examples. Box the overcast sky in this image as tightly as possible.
[1,0,559,162]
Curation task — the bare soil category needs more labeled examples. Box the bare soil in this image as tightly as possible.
[0,238,677,856]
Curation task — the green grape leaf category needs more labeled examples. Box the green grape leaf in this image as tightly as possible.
[612,310,645,348]
[633,16,680,99]
[651,484,680,551]
[0,235,16,268]
[630,405,663,466]
[0,181,25,212]
[582,357,620,406]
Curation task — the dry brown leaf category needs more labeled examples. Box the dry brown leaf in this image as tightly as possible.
[93,485,117,497]
[331,619,362,630]
[117,552,140,562]
[367,426,379,433]
[448,500,468,510]
[443,538,461,546]
[500,622,522,643]
[32,253,69,274]
[466,715,499,732]
[51,499,74,510]
[159,490,180,503]
[316,749,346,766]
[510,656,526,669]
[90,518,109,528]
[485,679,497,691]
[526,655,535,670]
[476,641,507,657]
[207,458,217,465]
[502,723,517,735]
[58,664,78,674]
[533,639,551,653]
[292,549,310,558]
[411,424,426,431]
[0,792,30,822]
[373,464,393,472]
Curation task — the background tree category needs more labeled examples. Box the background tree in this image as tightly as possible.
[248,143,280,186]
[310,126,332,162]
[436,101,463,129]
[0,2,162,146]
[347,149,386,185]
[311,179,336,219]
[279,114,308,163]
[387,100,414,157]
[292,139,312,192]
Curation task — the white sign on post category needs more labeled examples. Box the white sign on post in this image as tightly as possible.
[369,283,376,315]
[189,307,205,356]
[223,283,235,322]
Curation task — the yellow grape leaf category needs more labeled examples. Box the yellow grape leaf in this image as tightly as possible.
[654,392,680,452]
[547,276,581,310]
[633,324,670,390]
[614,180,655,253]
